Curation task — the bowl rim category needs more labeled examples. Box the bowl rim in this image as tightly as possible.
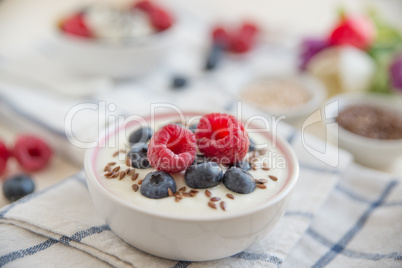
[84,111,299,222]
[238,72,327,119]
[325,92,402,147]
[54,12,179,52]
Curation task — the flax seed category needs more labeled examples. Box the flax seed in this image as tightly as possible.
[173,192,181,197]
[104,172,113,178]
[112,166,120,172]
[124,168,130,175]
[183,193,192,197]
[252,165,257,170]
[131,173,139,181]
[262,167,270,171]
[119,171,126,180]
[269,175,278,181]
[179,186,186,192]
[119,149,126,153]
[168,188,173,197]
[126,157,132,167]
[226,193,235,200]
[112,172,119,178]
[257,184,267,189]
[138,179,143,185]
[205,190,212,198]
[128,169,136,176]
[112,151,119,157]
[190,189,199,194]
[210,197,221,202]
[208,202,217,209]
[259,179,268,183]
[107,162,116,166]
[104,165,111,172]
[220,201,227,211]
[175,197,181,202]
[132,184,139,192]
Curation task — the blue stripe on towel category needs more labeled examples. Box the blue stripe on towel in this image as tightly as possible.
[307,228,402,261]
[172,261,192,268]
[231,251,283,265]
[312,180,398,268]
[0,224,110,266]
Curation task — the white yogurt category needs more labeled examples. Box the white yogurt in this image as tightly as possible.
[95,119,289,218]
[85,4,154,42]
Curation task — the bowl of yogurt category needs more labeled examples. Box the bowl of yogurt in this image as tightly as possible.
[84,112,299,261]
[50,1,177,78]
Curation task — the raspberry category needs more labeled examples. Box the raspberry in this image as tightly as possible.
[148,124,196,173]
[60,13,92,38]
[195,113,249,164]
[230,22,259,54]
[0,140,10,175]
[212,26,230,48]
[149,7,173,31]
[133,0,155,13]
[13,135,52,172]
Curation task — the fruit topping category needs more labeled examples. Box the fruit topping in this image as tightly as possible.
[60,13,92,38]
[148,124,196,173]
[184,162,223,189]
[13,135,52,172]
[195,113,249,164]
[222,167,256,194]
[129,127,153,145]
[0,140,10,175]
[127,143,151,169]
[232,160,251,171]
[140,171,176,199]
[171,75,189,89]
[3,174,35,202]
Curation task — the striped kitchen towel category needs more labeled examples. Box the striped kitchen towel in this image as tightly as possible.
[0,128,365,268]
[2,164,399,267]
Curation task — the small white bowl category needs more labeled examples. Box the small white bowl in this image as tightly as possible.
[46,22,178,78]
[84,112,299,261]
[325,92,402,169]
[237,73,327,124]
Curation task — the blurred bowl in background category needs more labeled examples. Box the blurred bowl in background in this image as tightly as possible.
[45,4,178,79]
[325,92,402,169]
[238,73,327,124]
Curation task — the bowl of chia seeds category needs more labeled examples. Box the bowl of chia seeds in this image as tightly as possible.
[325,92,402,168]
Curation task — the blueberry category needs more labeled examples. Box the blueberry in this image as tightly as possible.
[127,143,151,169]
[140,171,176,199]
[223,167,255,194]
[129,127,153,145]
[232,160,251,171]
[3,174,35,202]
[192,154,209,165]
[248,138,256,152]
[205,42,224,71]
[185,162,223,189]
[189,123,198,133]
[171,75,188,90]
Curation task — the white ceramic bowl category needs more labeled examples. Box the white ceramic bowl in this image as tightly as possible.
[47,22,178,78]
[325,92,402,168]
[237,73,327,124]
[84,112,299,261]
